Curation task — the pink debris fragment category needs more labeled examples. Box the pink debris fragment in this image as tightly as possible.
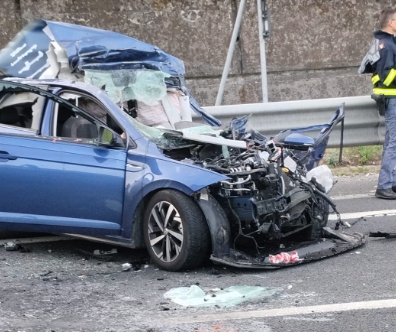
[269,251,300,264]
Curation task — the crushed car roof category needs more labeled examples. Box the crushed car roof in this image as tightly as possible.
[0,20,185,78]
[0,20,221,127]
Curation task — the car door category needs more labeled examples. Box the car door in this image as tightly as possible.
[0,81,126,235]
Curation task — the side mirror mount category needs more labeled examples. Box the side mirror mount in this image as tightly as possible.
[99,126,116,146]
[98,126,125,148]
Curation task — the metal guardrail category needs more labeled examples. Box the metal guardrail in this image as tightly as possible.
[200,95,384,148]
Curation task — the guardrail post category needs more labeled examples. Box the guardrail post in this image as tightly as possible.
[339,118,344,163]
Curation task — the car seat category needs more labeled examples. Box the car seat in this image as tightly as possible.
[61,116,98,139]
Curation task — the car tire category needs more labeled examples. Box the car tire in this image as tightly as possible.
[143,189,210,271]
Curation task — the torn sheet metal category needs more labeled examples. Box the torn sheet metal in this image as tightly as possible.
[181,131,247,149]
[0,20,221,126]
[0,20,184,77]
[126,114,246,150]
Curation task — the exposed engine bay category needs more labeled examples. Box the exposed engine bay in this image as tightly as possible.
[138,114,366,269]
[201,142,328,246]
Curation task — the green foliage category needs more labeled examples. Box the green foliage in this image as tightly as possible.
[358,145,381,164]
[328,154,338,167]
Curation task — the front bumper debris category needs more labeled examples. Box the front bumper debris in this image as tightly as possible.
[210,227,366,269]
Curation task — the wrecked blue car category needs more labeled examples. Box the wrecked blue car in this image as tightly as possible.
[0,21,364,271]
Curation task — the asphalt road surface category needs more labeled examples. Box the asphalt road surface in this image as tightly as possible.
[1,174,396,332]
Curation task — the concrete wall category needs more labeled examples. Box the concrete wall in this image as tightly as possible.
[1,0,393,105]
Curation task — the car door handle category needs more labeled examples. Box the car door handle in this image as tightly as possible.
[0,151,18,161]
[127,163,144,171]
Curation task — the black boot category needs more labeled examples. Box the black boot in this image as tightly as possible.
[376,188,396,199]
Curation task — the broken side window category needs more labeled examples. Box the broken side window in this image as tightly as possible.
[0,90,46,132]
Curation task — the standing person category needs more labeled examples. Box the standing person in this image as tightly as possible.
[360,9,396,199]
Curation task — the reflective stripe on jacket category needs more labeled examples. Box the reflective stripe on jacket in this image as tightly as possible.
[370,30,396,98]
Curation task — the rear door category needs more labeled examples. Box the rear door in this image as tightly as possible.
[0,81,127,235]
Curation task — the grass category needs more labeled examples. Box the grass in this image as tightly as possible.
[322,145,383,176]
[358,146,382,164]
[331,165,381,176]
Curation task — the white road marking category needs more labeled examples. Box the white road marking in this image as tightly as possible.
[167,298,396,324]
[283,316,333,322]
[329,209,396,221]
[0,235,73,246]
[331,193,374,201]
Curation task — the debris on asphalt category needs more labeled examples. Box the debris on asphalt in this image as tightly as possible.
[4,240,20,251]
[75,247,118,261]
[133,264,142,271]
[163,285,283,307]
[211,288,222,292]
[269,251,300,264]
[369,231,396,239]
[122,263,132,272]
[93,248,118,256]
[4,240,31,253]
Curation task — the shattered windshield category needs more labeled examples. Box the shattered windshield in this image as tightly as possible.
[84,69,170,106]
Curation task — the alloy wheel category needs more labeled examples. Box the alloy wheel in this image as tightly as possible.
[147,201,184,262]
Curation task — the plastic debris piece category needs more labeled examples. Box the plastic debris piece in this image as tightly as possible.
[269,251,300,264]
[163,285,283,307]
[306,165,333,193]
[122,263,132,272]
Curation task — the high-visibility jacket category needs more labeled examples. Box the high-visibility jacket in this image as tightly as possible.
[360,30,396,98]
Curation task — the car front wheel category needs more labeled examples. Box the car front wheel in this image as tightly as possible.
[143,189,210,271]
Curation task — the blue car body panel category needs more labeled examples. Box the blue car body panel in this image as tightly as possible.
[0,79,227,240]
[0,135,126,235]
[120,139,228,239]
